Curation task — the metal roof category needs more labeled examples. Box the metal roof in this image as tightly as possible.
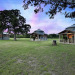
[34,29,44,32]
[33,29,45,35]
[59,30,75,34]
[59,24,75,34]
[3,32,9,34]
[66,24,75,32]
[0,32,9,34]
[66,24,75,28]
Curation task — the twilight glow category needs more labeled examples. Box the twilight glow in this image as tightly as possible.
[0,0,75,34]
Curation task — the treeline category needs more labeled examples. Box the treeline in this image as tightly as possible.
[47,34,59,38]
[10,34,30,38]
[10,33,59,38]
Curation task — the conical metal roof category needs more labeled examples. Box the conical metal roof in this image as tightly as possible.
[34,29,44,32]
[33,29,45,35]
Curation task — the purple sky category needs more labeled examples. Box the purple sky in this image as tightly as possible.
[0,0,75,34]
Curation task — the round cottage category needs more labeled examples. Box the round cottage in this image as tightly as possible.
[30,29,47,41]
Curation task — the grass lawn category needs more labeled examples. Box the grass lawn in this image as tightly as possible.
[0,38,75,75]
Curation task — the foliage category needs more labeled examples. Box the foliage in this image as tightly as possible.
[21,24,31,35]
[10,33,59,38]
[0,9,31,40]
[0,10,9,39]
[23,0,75,19]
[10,34,30,38]
[48,34,59,38]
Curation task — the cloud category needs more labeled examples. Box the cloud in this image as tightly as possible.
[0,0,74,34]
[28,12,74,34]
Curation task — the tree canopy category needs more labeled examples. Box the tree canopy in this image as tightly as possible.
[23,0,75,19]
[0,9,31,40]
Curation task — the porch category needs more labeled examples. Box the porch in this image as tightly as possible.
[30,34,47,41]
[59,30,75,44]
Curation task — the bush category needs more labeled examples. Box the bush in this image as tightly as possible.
[10,34,30,38]
[48,34,59,38]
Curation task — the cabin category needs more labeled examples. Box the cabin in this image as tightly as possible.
[30,29,47,41]
[59,24,75,44]
[0,32,9,40]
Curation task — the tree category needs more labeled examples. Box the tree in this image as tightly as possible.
[8,10,31,41]
[16,15,31,35]
[48,34,59,38]
[22,24,31,35]
[0,10,8,40]
[0,10,21,41]
[0,9,31,41]
[23,0,75,19]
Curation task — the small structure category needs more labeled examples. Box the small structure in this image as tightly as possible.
[52,40,57,46]
[0,32,9,40]
[30,29,47,41]
[59,24,75,44]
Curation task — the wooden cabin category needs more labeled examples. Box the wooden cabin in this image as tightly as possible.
[30,29,47,41]
[0,32,9,40]
[59,24,75,44]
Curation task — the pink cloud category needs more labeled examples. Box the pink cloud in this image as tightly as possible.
[28,13,74,34]
[0,8,3,10]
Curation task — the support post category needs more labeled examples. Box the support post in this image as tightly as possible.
[30,35,31,39]
[59,34,61,43]
[38,35,39,39]
[62,34,64,43]
[30,35,31,40]
[67,34,69,44]
[67,34,68,43]
[68,39,69,44]
[74,33,75,44]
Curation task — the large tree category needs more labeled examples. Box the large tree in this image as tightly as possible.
[0,10,8,40]
[8,10,31,41]
[0,9,31,41]
[23,0,75,19]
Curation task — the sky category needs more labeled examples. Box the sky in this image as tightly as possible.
[0,0,75,34]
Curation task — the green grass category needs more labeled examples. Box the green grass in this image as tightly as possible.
[0,38,75,75]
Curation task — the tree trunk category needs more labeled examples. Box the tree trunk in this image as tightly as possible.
[2,32,3,40]
[14,32,16,41]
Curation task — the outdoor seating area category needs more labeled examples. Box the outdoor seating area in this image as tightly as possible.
[59,24,75,44]
[30,29,47,41]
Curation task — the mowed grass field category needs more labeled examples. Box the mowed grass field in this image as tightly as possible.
[0,38,75,75]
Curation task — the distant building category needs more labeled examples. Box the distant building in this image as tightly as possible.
[0,32,9,40]
[30,29,47,41]
[59,24,75,44]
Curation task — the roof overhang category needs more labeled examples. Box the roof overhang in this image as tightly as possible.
[58,30,75,34]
